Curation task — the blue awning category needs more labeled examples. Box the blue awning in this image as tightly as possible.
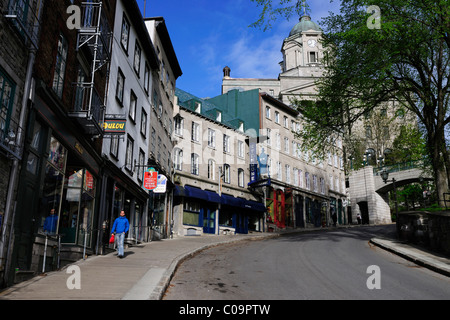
[242,200,266,212]
[221,194,243,207]
[184,186,221,203]
[173,185,186,197]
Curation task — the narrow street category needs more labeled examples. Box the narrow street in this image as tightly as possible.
[163,225,450,300]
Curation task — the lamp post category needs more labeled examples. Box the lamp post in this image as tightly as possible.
[380,168,400,235]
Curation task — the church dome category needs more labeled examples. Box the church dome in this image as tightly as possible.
[289,15,321,37]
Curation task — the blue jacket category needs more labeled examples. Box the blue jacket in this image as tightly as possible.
[44,215,58,233]
[111,216,129,234]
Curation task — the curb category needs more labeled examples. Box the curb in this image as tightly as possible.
[369,238,450,278]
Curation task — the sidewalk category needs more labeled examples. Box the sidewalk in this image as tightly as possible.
[0,232,277,300]
[0,227,449,300]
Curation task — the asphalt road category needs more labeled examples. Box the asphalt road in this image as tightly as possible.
[163,225,450,300]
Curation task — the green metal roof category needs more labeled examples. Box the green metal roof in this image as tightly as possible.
[289,15,321,37]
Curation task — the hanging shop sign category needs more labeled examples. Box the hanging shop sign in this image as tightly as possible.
[153,174,167,193]
[101,119,127,134]
[143,167,158,190]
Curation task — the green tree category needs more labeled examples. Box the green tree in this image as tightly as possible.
[251,0,450,204]
[390,124,427,164]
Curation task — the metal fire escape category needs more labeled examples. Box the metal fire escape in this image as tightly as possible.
[68,0,112,137]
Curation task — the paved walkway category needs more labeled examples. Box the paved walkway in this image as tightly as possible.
[0,226,449,300]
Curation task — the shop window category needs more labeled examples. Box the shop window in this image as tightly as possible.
[183,201,201,226]
[59,168,96,246]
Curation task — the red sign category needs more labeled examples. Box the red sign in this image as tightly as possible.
[143,168,158,190]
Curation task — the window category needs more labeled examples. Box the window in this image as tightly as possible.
[207,129,215,148]
[191,153,199,175]
[276,161,282,180]
[125,135,134,172]
[140,108,147,137]
[266,106,271,119]
[208,159,215,180]
[237,140,244,158]
[285,165,290,183]
[110,136,119,158]
[329,174,334,190]
[121,15,130,51]
[299,169,304,188]
[238,169,244,187]
[275,133,281,150]
[137,149,145,182]
[134,42,141,75]
[223,164,231,184]
[305,172,310,190]
[309,51,317,63]
[283,116,288,128]
[223,135,230,153]
[183,201,201,226]
[116,68,125,104]
[275,111,280,123]
[174,148,183,171]
[293,168,299,186]
[284,137,289,153]
[52,33,68,98]
[320,178,325,194]
[216,111,222,122]
[0,68,16,134]
[144,63,150,93]
[174,116,183,136]
[195,102,201,113]
[313,175,318,192]
[191,122,200,142]
[129,90,137,122]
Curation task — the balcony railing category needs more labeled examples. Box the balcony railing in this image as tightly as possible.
[68,83,105,136]
[76,1,112,72]
[0,111,23,160]
[4,0,43,50]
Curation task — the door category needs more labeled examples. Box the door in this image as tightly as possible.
[202,207,215,234]
[295,195,304,227]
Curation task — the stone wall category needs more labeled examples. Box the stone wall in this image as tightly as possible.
[398,211,450,257]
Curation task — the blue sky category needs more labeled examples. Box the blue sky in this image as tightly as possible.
[137,0,341,99]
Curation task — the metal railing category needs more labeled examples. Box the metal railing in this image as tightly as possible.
[373,158,430,175]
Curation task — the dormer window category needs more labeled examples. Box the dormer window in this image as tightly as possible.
[195,102,201,113]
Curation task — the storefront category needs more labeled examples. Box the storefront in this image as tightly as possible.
[8,94,104,284]
[174,185,265,236]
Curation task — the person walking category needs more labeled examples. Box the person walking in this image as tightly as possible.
[111,210,129,258]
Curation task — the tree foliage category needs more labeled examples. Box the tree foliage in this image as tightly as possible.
[251,0,450,199]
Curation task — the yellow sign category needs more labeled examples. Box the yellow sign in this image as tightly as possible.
[101,120,126,134]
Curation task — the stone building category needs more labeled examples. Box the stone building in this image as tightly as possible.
[0,0,44,286]
[144,16,182,238]
[207,89,347,229]
[172,88,265,236]
[4,0,115,286]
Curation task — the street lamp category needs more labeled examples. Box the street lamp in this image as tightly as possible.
[380,168,400,235]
